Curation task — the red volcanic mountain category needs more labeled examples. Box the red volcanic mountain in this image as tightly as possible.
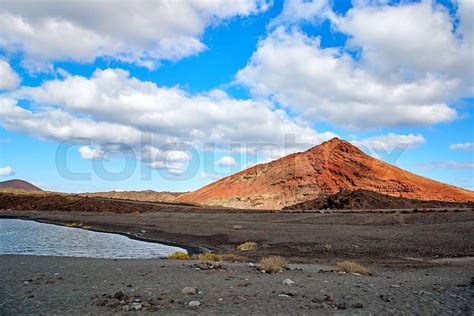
[0,179,42,191]
[179,138,474,210]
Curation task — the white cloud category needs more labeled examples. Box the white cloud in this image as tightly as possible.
[141,145,191,174]
[216,156,237,167]
[0,97,143,145]
[270,0,330,26]
[333,1,473,88]
[449,142,473,152]
[0,166,14,176]
[416,161,474,170]
[0,68,336,173]
[237,1,472,130]
[78,146,105,160]
[0,59,19,90]
[354,133,426,152]
[0,0,270,70]
[8,68,335,148]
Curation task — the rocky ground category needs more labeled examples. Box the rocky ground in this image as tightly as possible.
[1,255,473,315]
[1,208,473,314]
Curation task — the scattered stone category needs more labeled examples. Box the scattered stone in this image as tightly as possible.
[95,299,108,307]
[113,291,125,300]
[130,302,142,311]
[237,282,251,287]
[106,301,120,308]
[324,294,333,302]
[353,302,364,308]
[181,287,198,295]
[379,295,391,302]
[282,278,295,285]
[280,290,297,297]
[160,299,174,307]
[337,302,348,310]
[188,301,201,308]
[278,294,290,298]
[390,284,400,288]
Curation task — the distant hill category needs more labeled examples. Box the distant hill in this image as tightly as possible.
[80,190,184,204]
[0,179,42,191]
[179,138,474,209]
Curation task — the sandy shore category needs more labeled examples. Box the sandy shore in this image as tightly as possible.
[1,255,473,315]
[1,209,473,263]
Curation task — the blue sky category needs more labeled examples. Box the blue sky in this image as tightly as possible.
[0,0,472,192]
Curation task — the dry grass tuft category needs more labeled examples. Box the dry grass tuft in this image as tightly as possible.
[197,252,222,262]
[259,256,288,273]
[167,251,191,260]
[336,261,369,275]
[221,253,246,262]
[237,241,257,251]
[65,222,80,228]
[81,225,92,230]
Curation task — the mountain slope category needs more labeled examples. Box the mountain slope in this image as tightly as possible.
[0,179,42,191]
[179,138,474,209]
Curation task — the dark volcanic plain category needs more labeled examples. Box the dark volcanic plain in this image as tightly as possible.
[1,193,473,315]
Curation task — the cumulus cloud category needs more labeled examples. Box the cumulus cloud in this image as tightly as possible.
[415,161,474,170]
[449,142,473,152]
[141,145,192,174]
[354,133,426,152]
[0,166,14,176]
[0,68,336,172]
[216,156,237,167]
[8,68,335,147]
[270,0,330,25]
[237,1,472,130]
[78,146,106,160]
[0,0,270,70]
[0,59,19,90]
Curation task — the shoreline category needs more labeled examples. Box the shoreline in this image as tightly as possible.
[0,216,210,256]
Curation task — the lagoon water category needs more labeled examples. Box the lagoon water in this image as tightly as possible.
[0,219,186,259]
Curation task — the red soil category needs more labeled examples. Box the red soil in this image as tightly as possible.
[179,138,474,209]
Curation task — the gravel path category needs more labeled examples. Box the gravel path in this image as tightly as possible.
[1,255,473,315]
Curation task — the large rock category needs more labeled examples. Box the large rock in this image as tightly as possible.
[181,287,198,295]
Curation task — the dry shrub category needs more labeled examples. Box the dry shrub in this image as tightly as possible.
[237,241,257,251]
[259,256,288,273]
[198,252,222,262]
[167,251,191,260]
[232,225,243,230]
[81,225,92,230]
[221,253,246,262]
[65,222,79,227]
[336,261,369,275]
